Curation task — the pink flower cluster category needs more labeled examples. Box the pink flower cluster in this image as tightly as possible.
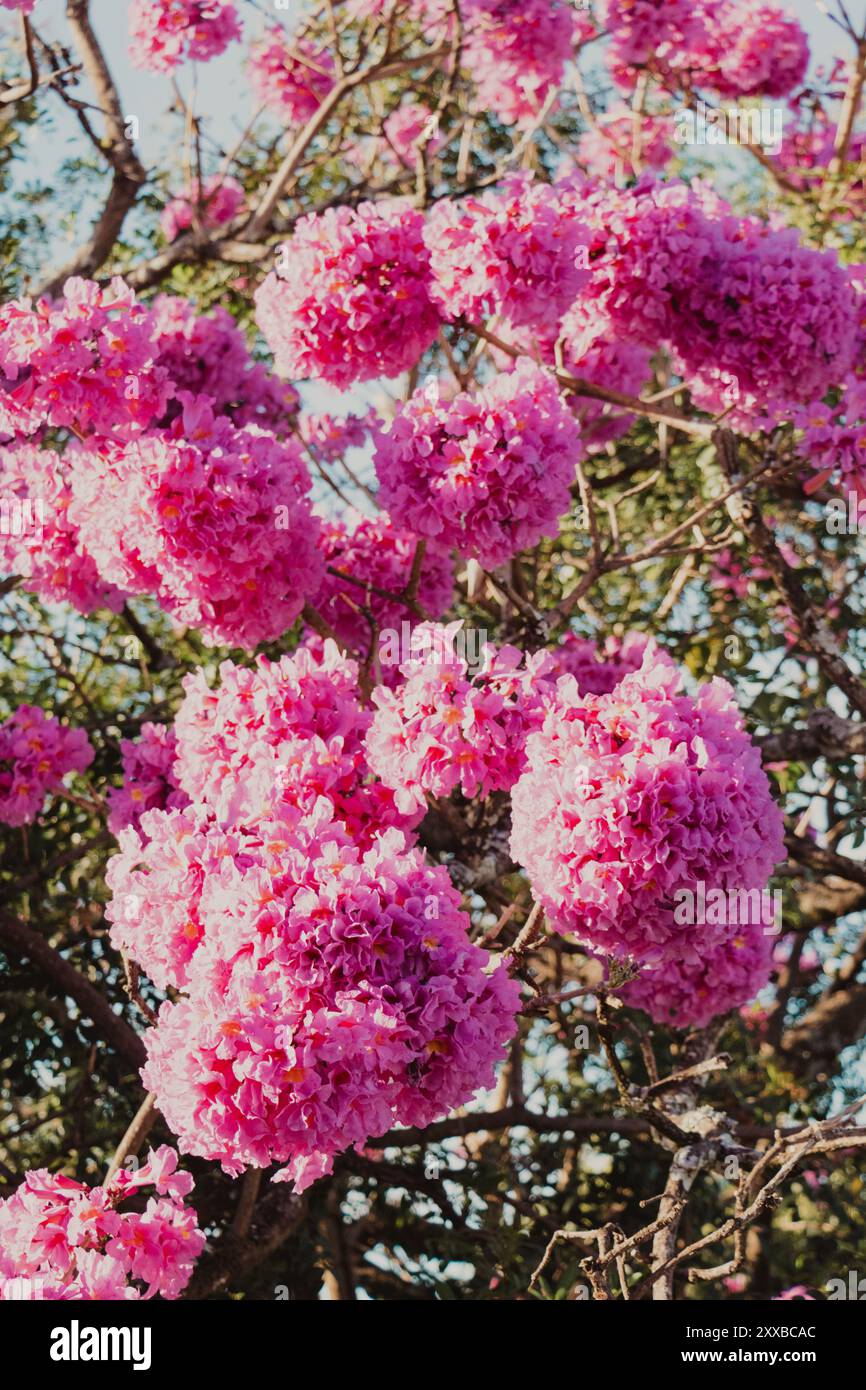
[700,4,810,100]
[550,631,653,696]
[0,1147,204,1300]
[582,179,858,421]
[135,811,520,1189]
[374,361,583,568]
[796,377,866,497]
[620,928,774,1028]
[0,441,125,614]
[247,27,335,123]
[255,200,441,387]
[129,0,241,73]
[462,0,576,128]
[297,408,379,462]
[425,174,591,332]
[0,277,171,443]
[600,0,704,67]
[107,804,242,990]
[1,1,36,12]
[106,722,190,837]
[170,640,418,846]
[149,295,299,432]
[160,174,246,242]
[602,0,809,100]
[510,649,785,970]
[68,396,323,649]
[366,621,555,814]
[0,705,93,828]
[381,102,444,167]
[486,292,652,451]
[315,510,454,660]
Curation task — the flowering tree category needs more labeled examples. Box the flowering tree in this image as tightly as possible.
[1,0,866,1303]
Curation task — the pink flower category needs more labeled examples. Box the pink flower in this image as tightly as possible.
[0,277,171,442]
[575,178,858,421]
[426,173,592,332]
[621,928,774,1028]
[600,0,703,68]
[0,1148,203,1300]
[724,1274,747,1293]
[247,27,335,123]
[68,396,323,649]
[488,297,652,452]
[255,200,441,387]
[462,0,576,128]
[773,1285,815,1301]
[315,510,454,662]
[106,722,190,837]
[149,295,299,432]
[510,649,785,964]
[139,815,520,1188]
[0,441,126,614]
[382,102,444,166]
[374,360,583,568]
[298,409,379,462]
[160,174,246,242]
[366,621,556,813]
[129,0,241,73]
[171,640,419,847]
[550,632,654,695]
[106,805,235,991]
[0,705,93,827]
[698,4,809,100]
[602,0,809,100]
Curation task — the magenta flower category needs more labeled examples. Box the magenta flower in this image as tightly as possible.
[0,1147,203,1300]
[0,705,93,828]
[620,927,774,1028]
[0,441,126,614]
[573,178,858,422]
[68,395,323,649]
[366,621,556,813]
[160,174,246,242]
[129,0,241,73]
[106,721,190,838]
[0,277,172,443]
[171,640,419,847]
[149,294,299,432]
[255,199,441,387]
[462,0,576,128]
[139,815,520,1189]
[426,173,592,332]
[550,631,654,696]
[510,649,785,964]
[374,360,583,568]
[247,27,335,124]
